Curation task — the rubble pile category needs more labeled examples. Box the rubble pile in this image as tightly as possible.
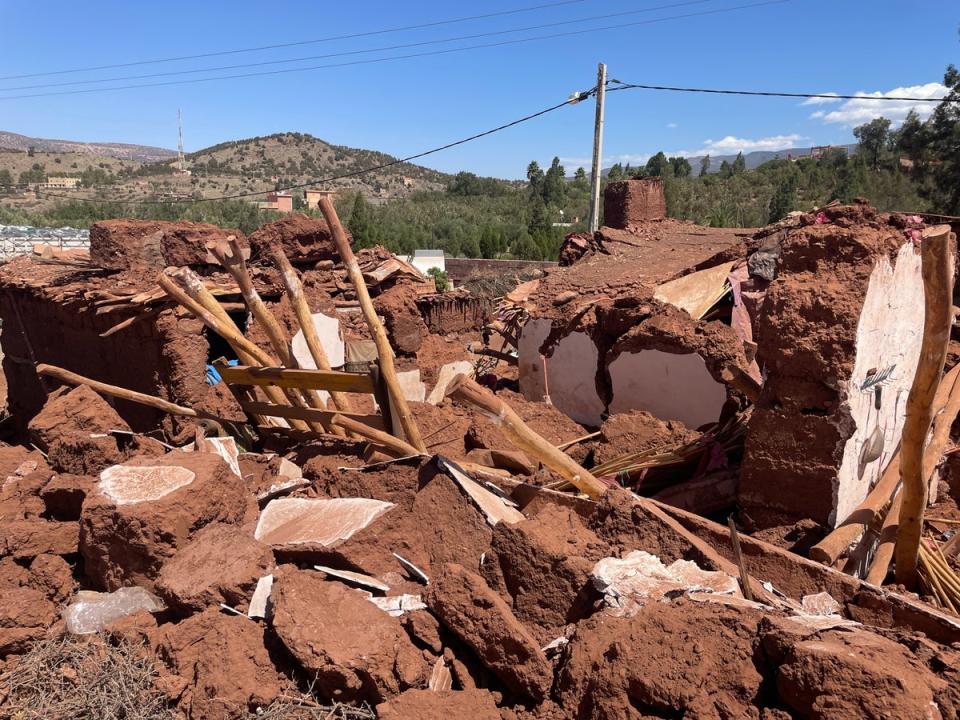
[0,193,959,719]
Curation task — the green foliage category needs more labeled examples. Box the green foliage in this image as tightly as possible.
[427,267,450,292]
[18,163,46,185]
[853,117,892,170]
[0,169,13,188]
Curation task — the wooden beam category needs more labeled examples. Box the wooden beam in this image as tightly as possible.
[218,364,374,394]
[317,194,426,452]
[896,225,955,588]
[445,374,608,499]
[330,413,423,459]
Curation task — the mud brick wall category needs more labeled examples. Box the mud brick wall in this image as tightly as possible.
[416,291,492,335]
[0,287,212,438]
[603,178,666,229]
[444,258,557,284]
[740,208,938,528]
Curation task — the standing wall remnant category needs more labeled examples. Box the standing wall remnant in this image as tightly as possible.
[739,205,938,528]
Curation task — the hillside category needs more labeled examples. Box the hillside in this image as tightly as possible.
[603,144,859,176]
[0,131,453,210]
[0,131,176,162]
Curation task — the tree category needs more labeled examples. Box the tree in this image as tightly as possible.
[347,193,373,248]
[925,64,960,213]
[528,197,551,236]
[461,235,481,258]
[645,152,671,177]
[0,169,12,188]
[572,167,589,191]
[768,171,798,222]
[718,160,733,178]
[479,226,498,258]
[893,110,929,169]
[427,267,450,292]
[853,117,892,170]
[607,163,624,181]
[670,156,692,178]
[542,157,566,206]
[732,152,746,175]
[526,161,544,199]
[512,232,542,260]
[699,155,711,177]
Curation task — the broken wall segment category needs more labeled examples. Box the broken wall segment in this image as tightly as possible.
[740,205,938,527]
[602,177,667,229]
[247,212,341,265]
[89,219,248,273]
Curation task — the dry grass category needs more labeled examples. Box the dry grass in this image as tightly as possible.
[0,635,174,720]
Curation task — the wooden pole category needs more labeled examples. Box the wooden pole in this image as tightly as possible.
[317,194,425,452]
[267,241,354,415]
[329,414,423,459]
[158,270,313,432]
[207,238,343,436]
[865,492,902,586]
[37,363,208,419]
[896,225,954,588]
[445,374,608,498]
[727,516,755,601]
[587,62,606,234]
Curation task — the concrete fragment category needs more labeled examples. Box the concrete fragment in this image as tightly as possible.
[247,574,273,619]
[63,586,165,635]
[426,563,553,702]
[591,550,739,617]
[271,567,428,704]
[800,591,843,617]
[254,497,394,550]
[291,311,345,371]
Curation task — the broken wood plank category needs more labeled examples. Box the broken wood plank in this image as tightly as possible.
[217,365,374,394]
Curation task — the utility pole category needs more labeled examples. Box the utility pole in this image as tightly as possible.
[177,109,185,174]
[587,62,607,233]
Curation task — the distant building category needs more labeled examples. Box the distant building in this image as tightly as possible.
[408,249,445,278]
[810,145,849,160]
[257,190,293,213]
[43,177,80,189]
[304,189,334,210]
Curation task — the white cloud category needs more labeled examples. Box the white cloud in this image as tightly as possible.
[809,111,825,119]
[692,134,806,155]
[800,92,840,106]
[816,82,946,126]
[666,122,678,128]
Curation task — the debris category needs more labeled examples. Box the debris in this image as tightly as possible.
[367,593,427,616]
[591,550,739,616]
[255,497,394,550]
[392,552,429,585]
[62,587,166,635]
[315,565,390,593]
[435,455,525,526]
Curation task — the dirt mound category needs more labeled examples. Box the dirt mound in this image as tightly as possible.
[595,409,699,465]
[376,689,501,719]
[247,212,341,265]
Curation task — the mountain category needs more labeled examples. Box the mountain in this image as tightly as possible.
[0,131,176,162]
[604,144,859,176]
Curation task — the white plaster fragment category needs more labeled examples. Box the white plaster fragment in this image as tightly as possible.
[247,574,274,619]
[545,330,606,426]
[99,465,195,506]
[367,593,427,616]
[591,550,739,617]
[427,360,475,405]
[439,459,525,527]
[254,497,394,548]
[314,565,390,593]
[518,317,552,401]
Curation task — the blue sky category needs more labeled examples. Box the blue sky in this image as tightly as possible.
[1,0,956,178]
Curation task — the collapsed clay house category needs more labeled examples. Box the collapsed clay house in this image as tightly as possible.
[0,190,959,720]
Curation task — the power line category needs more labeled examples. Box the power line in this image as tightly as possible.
[38,90,596,205]
[0,0,718,92]
[606,80,955,103]
[0,0,592,81]
[0,0,791,100]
